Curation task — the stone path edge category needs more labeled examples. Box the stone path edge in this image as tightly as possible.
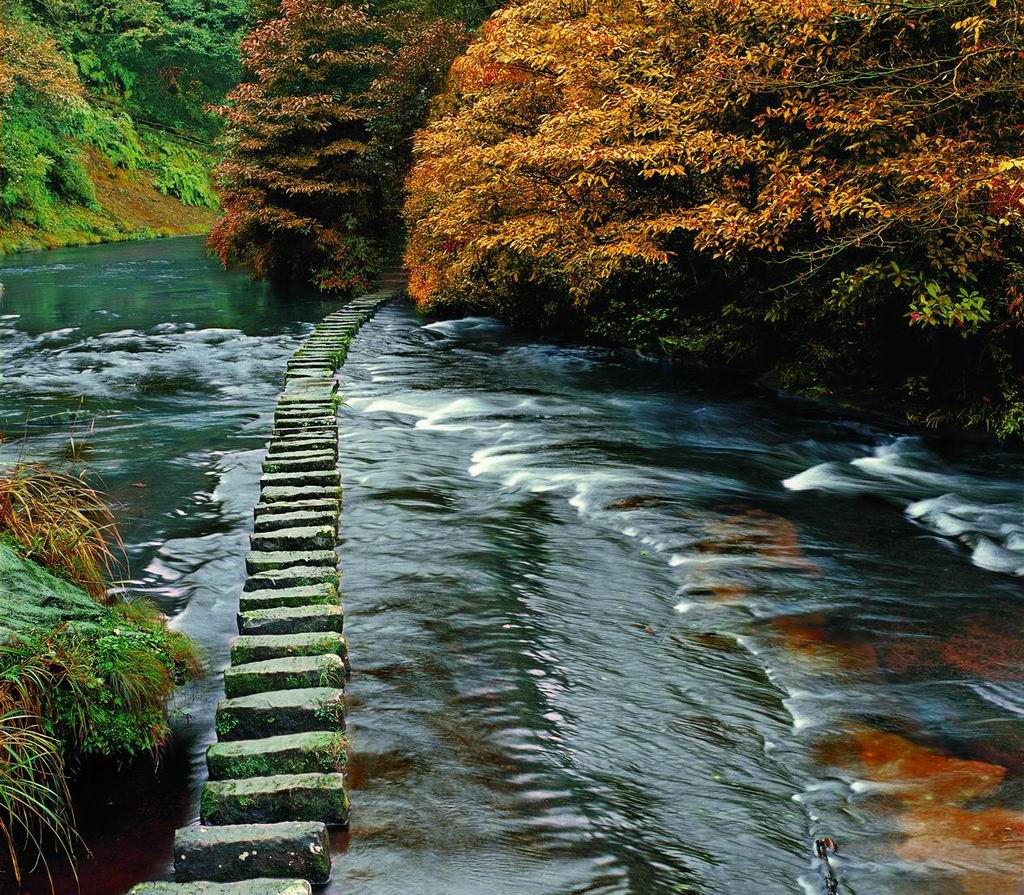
[128,285,398,895]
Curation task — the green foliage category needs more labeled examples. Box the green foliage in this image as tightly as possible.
[148,135,219,209]
[25,0,251,134]
[0,597,199,880]
[78,106,148,170]
[0,602,199,761]
[0,97,96,227]
[0,0,236,251]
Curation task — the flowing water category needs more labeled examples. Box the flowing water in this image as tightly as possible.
[1,240,1022,895]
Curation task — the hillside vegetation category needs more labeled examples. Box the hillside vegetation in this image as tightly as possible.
[0,0,249,252]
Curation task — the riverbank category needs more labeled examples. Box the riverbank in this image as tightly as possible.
[0,150,215,256]
[0,514,198,886]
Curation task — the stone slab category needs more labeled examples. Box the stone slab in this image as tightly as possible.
[253,510,338,534]
[215,687,345,741]
[260,471,340,489]
[246,550,337,575]
[174,822,329,884]
[250,526,335,552]
[254,498,340,517]
[230,631,347,664]
[207,731,347,780]
[129,883,311,895]
[242,566,340,592]
[238,604,344,637]
[200,773,349,827]
[262,454,336,474]
[223,655,345,698]
[238,584,339,613]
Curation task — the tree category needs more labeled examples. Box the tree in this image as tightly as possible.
[209,0,396,292]
[0,10,92,224]
[210,0,474,293]
[404,0,1024,438]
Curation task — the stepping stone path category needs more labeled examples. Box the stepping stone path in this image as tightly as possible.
[129,287,396,894]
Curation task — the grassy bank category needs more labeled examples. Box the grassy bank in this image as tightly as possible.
[0,463,198,886]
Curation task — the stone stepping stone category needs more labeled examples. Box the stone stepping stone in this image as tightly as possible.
[174,822,330,885]
[200,773,349,827]
[253,510,338,535]
[271,427,337,441]
[238,604,344,637]
[250,525,335,552]
[286,369,331,379]
[270,418,337,433]
[270,423,337,437]
[253,498,340,518]
[245,550,336,575]
[275,404,335,418]
[224,654,345,698]
[239,584,339,613]
[282,378,337,391]
[215,687,345,741]
[266,438,337,457]
[207,731,347,780]
[262,453,336,474]
[260,470,340,489]
[128,881,312,895]
[277,393,336,406]
[231,631,347,664]
[243,566,340,592]
[260,485,342,504]
[274,405,335,419]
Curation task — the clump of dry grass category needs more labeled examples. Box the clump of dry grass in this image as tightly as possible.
[0,713,78,889]
[0,463,123,600]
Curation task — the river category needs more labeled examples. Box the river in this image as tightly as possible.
[1,238,1021,895]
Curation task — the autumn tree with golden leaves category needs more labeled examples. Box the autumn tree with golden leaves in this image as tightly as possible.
[405,0,1024,437]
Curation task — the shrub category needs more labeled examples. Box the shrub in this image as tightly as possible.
[0,464,123,600]
[404,0,1024,437]
[0,711,75,888]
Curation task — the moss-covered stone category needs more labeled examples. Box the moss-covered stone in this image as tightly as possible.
[260,485,342,504]
[250,526,336,553]
[215,687,345,741]
[223,655,345,698]
[200,773,349,827]
[0,543,104,637]
[238,604,343,637]
[207,731,347,779]
[266,437,337,457]
[242,566,340,593]
[260,470,340,490]
[128,879,312,895]
[238,584,339,613]
[174,822,330,884]
[253,498,340,519]
[245,550,336,576]
[262,454,336,475]
[274,406,334,420]
[230,632,347,665]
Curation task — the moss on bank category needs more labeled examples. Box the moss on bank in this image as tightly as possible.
[1,2,222,255]
[0,543,199,881]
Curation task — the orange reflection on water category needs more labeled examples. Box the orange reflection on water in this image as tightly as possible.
[834,728,1024,894]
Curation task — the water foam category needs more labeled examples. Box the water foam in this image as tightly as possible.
[785,438,1024,576]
